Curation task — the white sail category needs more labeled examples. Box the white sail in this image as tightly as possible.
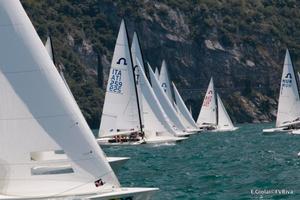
[99,20,141,137]
[131,32,179,138]
[172,82,198,129]
[276,49,300,127]
[216,94,236,131]
[0,0,120,196]
[159,60,173,102]
[45,36,54,61]
[197,77,217,126]
[148,63,187,132]
[155,67,160,79]
[135,59,179,137]
[130,31,145,127]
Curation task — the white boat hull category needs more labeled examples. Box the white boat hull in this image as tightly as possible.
[262,127,292,134]
[97,135,186,146]
[291,130,300,135]
[214,127,239,132]
[97,138,145,146]
[0,187,158,200]
[145,136,187,144]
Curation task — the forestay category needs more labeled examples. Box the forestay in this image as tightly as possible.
[0,0,119,196]
[197,77,217,126]
[276,49,300,127]
[99,20,140,137]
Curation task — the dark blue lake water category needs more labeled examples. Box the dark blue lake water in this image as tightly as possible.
[100,123,300,200]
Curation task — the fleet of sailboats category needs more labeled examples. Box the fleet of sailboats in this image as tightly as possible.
[2,0,296,199]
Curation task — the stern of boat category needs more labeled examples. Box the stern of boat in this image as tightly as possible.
[88,187,158,200]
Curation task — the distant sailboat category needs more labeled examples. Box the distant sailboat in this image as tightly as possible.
[149,63,192,137]
[172,82,201,133]
[197,78,237,132]
[97,20,145,145]
[157,60,196,135]
[0,1,157,198]
[263,50,300,133]
[197,77,217,130]
[216,94,238,131]
[44,36,131,171]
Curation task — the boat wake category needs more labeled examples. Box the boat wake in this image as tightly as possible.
[149,142,176,147]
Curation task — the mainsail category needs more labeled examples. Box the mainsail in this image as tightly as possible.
[276,49,300,127]
[159,60,173,102]
[99,20,141,137]
[136,59,179,137]
[131,32,178,137]
[197,77,217,126]
[0,0,119,196]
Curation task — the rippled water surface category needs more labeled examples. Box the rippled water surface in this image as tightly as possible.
[100,123,300,200]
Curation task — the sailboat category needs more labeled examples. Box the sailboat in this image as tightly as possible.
[44,36,131,171]
[149,63,192,137]
[172,82,201,133]
[197,77,217,130]
[130,33,186,143]
[154,60,196,136]
[263,50,300,133]
[0,1,157,199]
[97,20,146,145]
[197,78,237,131]
[216,94,238,131]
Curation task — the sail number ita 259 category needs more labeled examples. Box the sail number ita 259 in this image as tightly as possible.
[109,69,123,93]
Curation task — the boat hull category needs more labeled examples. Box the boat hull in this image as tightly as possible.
[262,127,293,134]
[0,187,158,200]
[97,136,186,146]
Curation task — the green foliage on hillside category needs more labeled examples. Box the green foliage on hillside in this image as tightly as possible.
[21,0,300,125]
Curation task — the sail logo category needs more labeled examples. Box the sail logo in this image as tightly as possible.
[117,57,127,65]
[109,69,123,93]
[282,73,292,88]
[161,83,167,92]
[203,90,213,107]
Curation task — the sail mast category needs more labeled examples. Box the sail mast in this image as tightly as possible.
[49,35,57,66]
[124,21,144,134]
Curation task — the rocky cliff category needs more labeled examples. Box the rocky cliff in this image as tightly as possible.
[21,0,300,128]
